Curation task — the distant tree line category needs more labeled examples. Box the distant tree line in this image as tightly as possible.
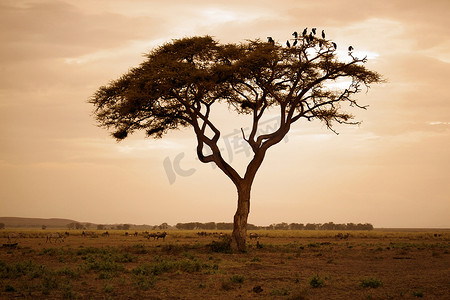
[176,222,373,231]
[62,221,373,231]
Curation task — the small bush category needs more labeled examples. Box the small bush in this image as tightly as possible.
[412,290,424,298]
[360,277,383,288]
[133,274,156,290]
[229,274,244,284]
[4,285,15,292]
[210,235,232,253]
[104,283,114,293]
[271,288,290,296]
[309,274,325,288]
[61,283,77,299]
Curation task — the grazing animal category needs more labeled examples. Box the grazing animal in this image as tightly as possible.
[7,233,21,242]
[249,233,259,240]
[102,231,109,237]
[81,231,86,237]
[46,233,64,243]
[156,232,167,240]
[146,233,157,240]
[335,233,350,240]
[64,232,70,237]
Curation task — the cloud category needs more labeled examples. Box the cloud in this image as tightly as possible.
[0,1,165,63]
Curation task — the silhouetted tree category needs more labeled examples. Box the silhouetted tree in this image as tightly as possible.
[90,33,382,251]
[289,223,304,230]
[305,223,318,230]
[158,222,169,230]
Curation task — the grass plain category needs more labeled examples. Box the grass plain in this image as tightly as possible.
[1,229,449,299]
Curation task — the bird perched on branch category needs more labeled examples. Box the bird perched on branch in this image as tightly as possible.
[312,28,317,35]
[322,30,325,39]
[292,31,298,39]
[302,28,307,36]
[348,46,354,51]
[286,40,291,48]
[332,42,337,49]
[267,37,274,44]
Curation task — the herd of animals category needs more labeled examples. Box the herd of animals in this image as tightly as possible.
[2,230,169,246]
[3,231,445,247]
[1,231,352,247]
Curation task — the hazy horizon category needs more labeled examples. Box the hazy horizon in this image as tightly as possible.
[1,0,449,228]
[1,216,449,229]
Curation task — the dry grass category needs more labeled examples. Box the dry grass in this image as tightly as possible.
[1,229,449,299]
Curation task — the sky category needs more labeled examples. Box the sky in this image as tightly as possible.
[1,0,449,228]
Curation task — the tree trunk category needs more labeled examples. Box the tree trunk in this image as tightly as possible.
[232,183,251,252]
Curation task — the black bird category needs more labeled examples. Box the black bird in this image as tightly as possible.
[267,37,274,44]
[332,42,337,49]
[302,28,307,36]
[309,32,314,42]
[348,46,354,51]
[292,31,298,39]
[312,28,317,35]
[322,30,325,39]
[286,40,291,48]
[293,39,298,47]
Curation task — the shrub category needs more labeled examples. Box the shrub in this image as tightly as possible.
[104,283,114,293]
[209,235,232,253]
[229,274,244,284]
[412,290,424,298]
[360,277,383,288]
[4,285,15,292]
[133,274,156,290]
[309,274,325,288]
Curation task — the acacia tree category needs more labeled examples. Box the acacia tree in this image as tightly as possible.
[90,31,382,252]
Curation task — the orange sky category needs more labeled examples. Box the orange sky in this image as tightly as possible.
[1,0,449,228]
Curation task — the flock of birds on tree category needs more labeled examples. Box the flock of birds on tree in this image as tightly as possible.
[267,28,354,53]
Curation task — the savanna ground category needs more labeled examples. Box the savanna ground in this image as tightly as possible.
[1,229,449,299]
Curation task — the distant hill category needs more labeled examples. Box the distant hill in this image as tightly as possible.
[0,217,79,228]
